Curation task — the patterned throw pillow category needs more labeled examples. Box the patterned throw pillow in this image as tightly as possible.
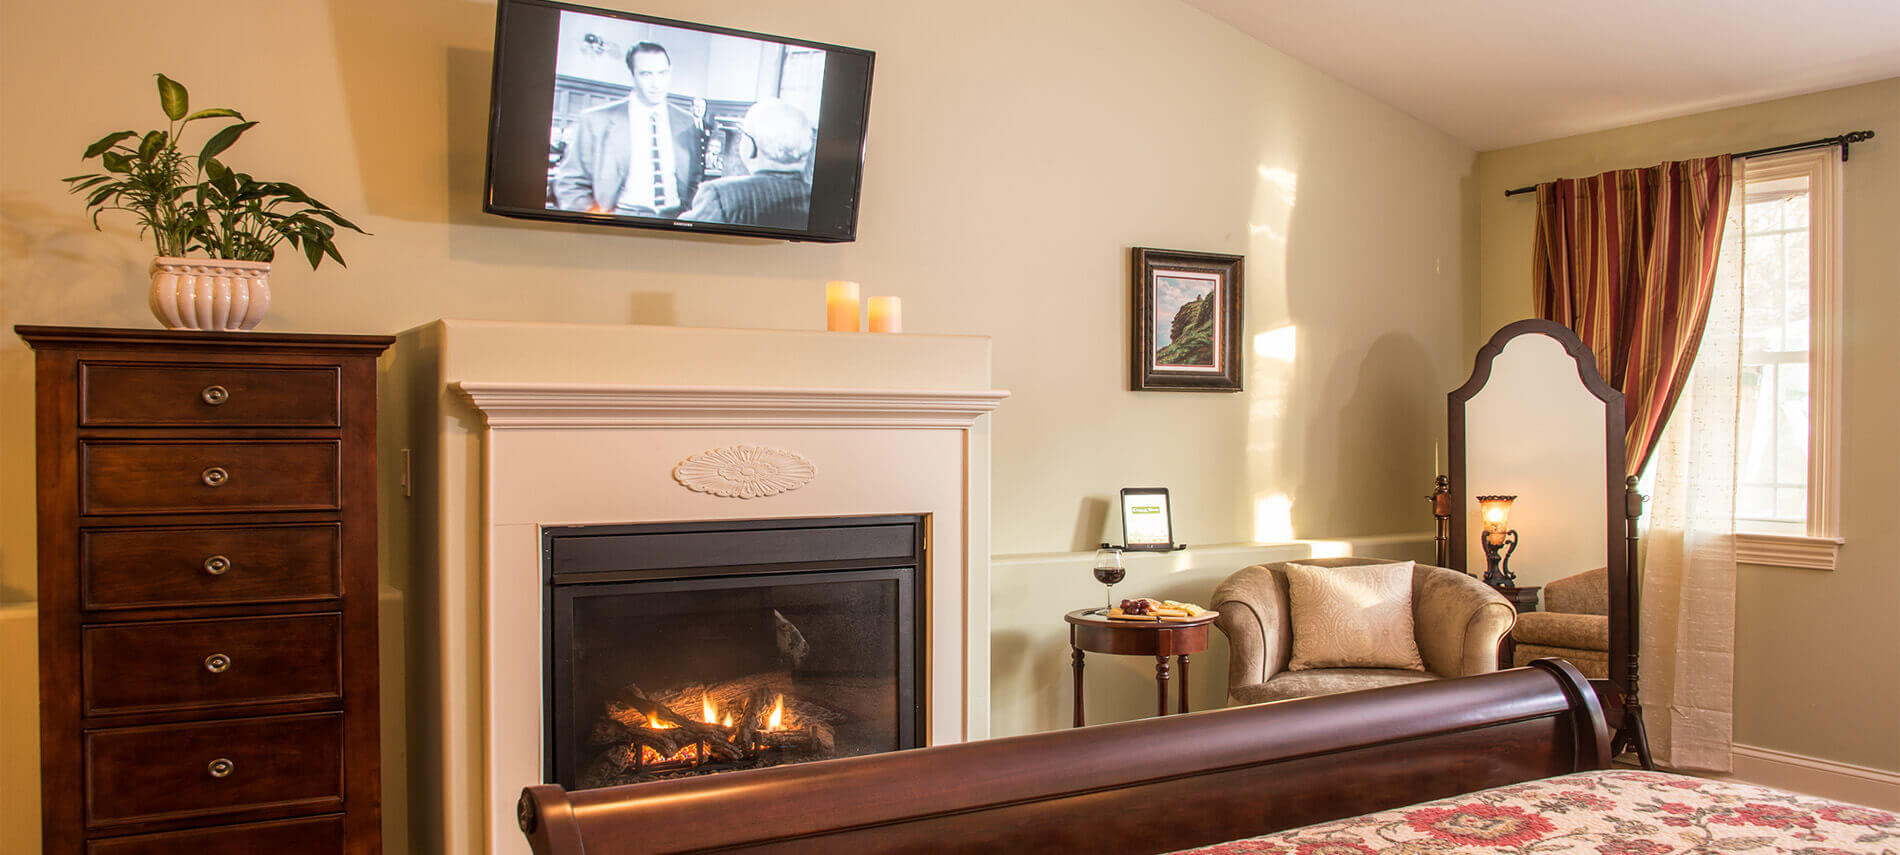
[1282,561,1426,672]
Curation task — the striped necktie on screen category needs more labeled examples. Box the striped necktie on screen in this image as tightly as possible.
[649,109,666,210]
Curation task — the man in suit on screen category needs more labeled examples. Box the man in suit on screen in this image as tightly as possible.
[680,99,814,230]
[551,41,704,217]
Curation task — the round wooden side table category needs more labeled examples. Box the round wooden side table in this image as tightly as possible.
[1065,607,1218,727]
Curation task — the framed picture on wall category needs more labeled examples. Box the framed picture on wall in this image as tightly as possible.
[1130,247,1244,391]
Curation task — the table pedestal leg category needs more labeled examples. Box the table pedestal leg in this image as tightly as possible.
[1154,655,1171,717]
[1177,653,1190,714]
[1071,647,1085,728]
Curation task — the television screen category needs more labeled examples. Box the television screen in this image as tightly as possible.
[484,0,874,242]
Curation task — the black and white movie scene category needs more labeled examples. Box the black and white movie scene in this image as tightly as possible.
[546,10,826,230]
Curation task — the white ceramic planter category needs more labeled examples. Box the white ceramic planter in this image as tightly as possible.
[149,257,272,331]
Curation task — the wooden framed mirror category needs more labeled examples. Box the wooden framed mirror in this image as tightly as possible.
[1449,318,1649,765]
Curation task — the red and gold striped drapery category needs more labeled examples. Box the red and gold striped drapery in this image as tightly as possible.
[1532,156,1733,478]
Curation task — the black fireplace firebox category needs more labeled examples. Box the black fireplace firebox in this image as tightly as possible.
[543,515,925,789]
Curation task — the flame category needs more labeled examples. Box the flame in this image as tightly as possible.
[722,714,732,727]
[767,694,784,730]
[645,713,676,730]
[640,743,699,765]
[702,691,718,724]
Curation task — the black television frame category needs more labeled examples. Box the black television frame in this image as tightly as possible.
[482,0,875,243]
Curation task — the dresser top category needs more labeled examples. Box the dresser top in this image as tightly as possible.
[16,325,395,352]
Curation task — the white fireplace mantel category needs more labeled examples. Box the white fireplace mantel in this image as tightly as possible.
[454,382,1008,429]
[400,320,1004,855]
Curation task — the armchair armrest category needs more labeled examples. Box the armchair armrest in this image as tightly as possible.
[1212,564,1291,699]
[1412,567,1516,677]
[1511,611,1608,651]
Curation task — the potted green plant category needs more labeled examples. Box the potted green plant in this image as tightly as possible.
[66,74,366,330]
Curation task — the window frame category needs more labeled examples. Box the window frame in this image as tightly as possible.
[1732,149,1844,570]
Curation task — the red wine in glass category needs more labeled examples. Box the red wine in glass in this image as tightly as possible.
[1092,547,1125,610]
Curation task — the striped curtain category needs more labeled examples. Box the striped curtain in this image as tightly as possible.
[1532,156,1734,477]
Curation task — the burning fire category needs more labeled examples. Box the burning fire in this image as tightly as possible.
[690,691,786,731]
[626,691,800,770]
[641,743,700,764]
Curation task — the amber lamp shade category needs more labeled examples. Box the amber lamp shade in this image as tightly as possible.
[1478,494,1516,543]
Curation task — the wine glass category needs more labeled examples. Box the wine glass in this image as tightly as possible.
[1092,547,1125,611]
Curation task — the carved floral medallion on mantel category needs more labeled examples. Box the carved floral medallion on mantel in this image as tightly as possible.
[673,444,816,498]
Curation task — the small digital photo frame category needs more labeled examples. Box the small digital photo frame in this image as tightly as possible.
[1119,487,1176,551]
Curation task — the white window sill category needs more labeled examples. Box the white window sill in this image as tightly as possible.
[1735,532,1843,570]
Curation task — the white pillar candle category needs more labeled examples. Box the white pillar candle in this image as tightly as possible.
[867,296,902,333]
[825,281,860,332]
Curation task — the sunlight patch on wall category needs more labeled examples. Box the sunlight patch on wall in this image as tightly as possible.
[1249,165,1298,244]
[1254,493,1294,543]
[1250,223,1287,242]
[1253,324,1297,363]
[1304,540,1352,559]
[1258,166,1298,206]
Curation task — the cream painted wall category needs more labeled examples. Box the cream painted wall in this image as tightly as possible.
[1472,78,1900,775]
[0,0,1475,849]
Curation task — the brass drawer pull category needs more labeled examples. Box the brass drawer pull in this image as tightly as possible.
[207,757,235,778]
[204,653,231,674]
[201,385,230,405]
[201,467,229,487]
[203,554,231,575]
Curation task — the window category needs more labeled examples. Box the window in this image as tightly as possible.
[1730,150,1843,568]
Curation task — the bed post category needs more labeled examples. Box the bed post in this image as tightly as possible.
[519,785,584,855]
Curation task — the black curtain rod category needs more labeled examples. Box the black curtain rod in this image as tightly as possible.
[1502,130,1876,197]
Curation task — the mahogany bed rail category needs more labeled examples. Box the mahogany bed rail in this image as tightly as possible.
[519,659,1607,855]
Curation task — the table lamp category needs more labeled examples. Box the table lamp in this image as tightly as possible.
[1477,494,1519,588]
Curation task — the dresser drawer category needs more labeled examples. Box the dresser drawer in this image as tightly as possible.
[84,713,344,829]
[80,362,341,427]
[83,614,342,715]
[81,440,341,515]
[81,524,342,610]
[87,814,343,854]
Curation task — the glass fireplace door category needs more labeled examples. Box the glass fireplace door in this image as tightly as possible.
[544,517,923,789]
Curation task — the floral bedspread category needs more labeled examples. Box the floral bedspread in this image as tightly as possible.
[1167,770,1898,855]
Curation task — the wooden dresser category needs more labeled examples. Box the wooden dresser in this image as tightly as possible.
[18,326,393,854]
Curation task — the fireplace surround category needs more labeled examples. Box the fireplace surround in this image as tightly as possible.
[400,320,1006,854]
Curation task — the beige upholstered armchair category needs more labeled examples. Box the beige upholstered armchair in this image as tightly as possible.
[1509,567,1609,679]
[1212,557,1516,705]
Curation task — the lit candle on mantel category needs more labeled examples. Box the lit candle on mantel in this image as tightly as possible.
[867,296,902,333]
[826,281,861,332]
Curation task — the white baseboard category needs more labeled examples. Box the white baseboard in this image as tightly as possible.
[1725,743,1900,810]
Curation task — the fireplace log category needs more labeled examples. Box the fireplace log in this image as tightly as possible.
[589,717,640,747]
[754,721,836,757]
[607,685,749,761]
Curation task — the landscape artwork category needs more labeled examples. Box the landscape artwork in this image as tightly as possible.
[1130,247,1244,392]
[1150,270,1223,372]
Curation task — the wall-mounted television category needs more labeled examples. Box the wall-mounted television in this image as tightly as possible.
[483,0,875,242]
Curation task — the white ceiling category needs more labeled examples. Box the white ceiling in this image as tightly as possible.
[1182,0,1900,151]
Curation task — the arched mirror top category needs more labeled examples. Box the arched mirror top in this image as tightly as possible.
[1450,319,1621,409]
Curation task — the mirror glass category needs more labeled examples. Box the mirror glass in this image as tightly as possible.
[1462,334,1608,605]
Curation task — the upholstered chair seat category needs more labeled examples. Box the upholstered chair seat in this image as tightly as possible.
[1213,557,1515,705]
[1510,567,1610,679]
[1229,667,1439,704]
